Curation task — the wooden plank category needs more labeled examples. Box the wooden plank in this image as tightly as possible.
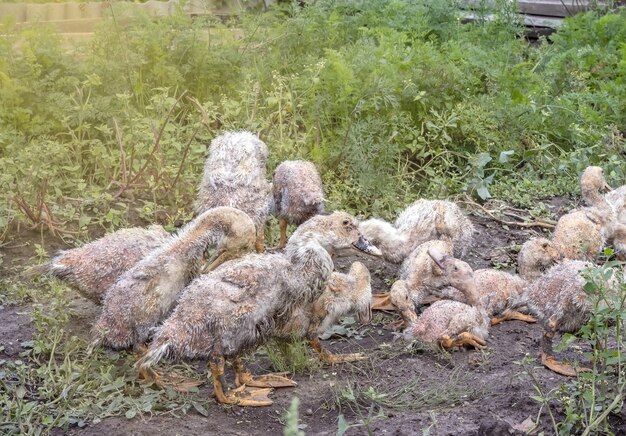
[461,0,607,17]
[461,11,563,29]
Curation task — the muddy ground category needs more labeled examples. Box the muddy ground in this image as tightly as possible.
[2,197,623,435]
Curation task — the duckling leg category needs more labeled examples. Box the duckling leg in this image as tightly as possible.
[232,358,297,388]
[371,293,395,311]
[539,330,588,377]
[210,356,274,406]
[255,227,265,253]
[308,338,366,364]
[490,310,536,326]
[277,219,288,249]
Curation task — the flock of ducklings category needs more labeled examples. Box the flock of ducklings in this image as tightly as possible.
[44,131,626,406]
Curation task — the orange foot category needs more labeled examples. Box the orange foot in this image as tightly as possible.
[317,350,366,365]
[491,310,536,326]
[440,332,487,349]
[540,352,590,377]
[235,371,297,388]
[138,367,204,392]
[217,384,274,407]
[371,293,396,311]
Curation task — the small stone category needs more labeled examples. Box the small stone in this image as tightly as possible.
[305,408,313,416]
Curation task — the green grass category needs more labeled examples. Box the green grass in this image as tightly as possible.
[0,278,209,434]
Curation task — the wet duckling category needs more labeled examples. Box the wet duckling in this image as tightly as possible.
[136,212,381,407]
[278,261,372,364]
[195,131,271,253]
[515,261,595,376]
[437,237,561,325]
[371,239,455,313]
[271,160,325,249]
[46,225,169,304]
[403,247,489,349]
[359,199,474,264]
[553,166,614,261]
[92,207,256,350]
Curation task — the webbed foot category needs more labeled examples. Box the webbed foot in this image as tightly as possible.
[235,371,297,388]
[540,352,590,377]
[371,293,395,311]
[491,310,536,326]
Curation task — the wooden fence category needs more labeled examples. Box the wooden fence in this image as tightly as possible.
[0,0,621,37]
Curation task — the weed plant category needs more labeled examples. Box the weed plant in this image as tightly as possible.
[1,2,626,241]
[0,279,207,434]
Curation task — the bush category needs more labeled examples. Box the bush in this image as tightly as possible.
[1,1,625,238]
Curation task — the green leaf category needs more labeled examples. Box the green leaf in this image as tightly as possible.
[476,184,491,200]
[78,215,91,228]
[474,152,492,168]
[125,409,137,419]
[16,385,26,399]
[499,150,514,163]
[192,401,209,417]
[336,414,349,436]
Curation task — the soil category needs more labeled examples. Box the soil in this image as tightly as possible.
[0,200,619,436]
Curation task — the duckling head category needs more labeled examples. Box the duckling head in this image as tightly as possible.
[581,166,612,196]
[520,238,562,268]
[427,247,478,306]
[289,211,382,258]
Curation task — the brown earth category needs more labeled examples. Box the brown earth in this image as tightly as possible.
[0,199,620,436]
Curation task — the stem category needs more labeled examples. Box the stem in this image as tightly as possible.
[113,90,188,199]
[171,123,202,192]
[581,385,624,436]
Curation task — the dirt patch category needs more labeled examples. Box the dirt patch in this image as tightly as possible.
[0,201,620,435]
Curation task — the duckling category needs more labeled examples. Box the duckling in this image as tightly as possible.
[271,160,325,249]
[580,166,612,210]
[515,260,596,376]
[136,212,381,407]
[195,131,271,253]
[359,199,474,264]
[517,237,561,282]
[436,237,561,326]
[91,207,256,350]
[402,247,489,349]
[371,239,454,313]
[278,261,372,364]
[552,209,609,260]
[45,225,169,304]
[553,166,614,261]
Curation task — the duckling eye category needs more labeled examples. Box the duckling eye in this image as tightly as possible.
[342,219,350,226]
[542,243,548,248]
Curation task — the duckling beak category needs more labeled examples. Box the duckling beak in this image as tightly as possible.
[352,236,382,257]
[604,182,612,192]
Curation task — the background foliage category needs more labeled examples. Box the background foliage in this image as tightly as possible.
[1,0,625,240]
